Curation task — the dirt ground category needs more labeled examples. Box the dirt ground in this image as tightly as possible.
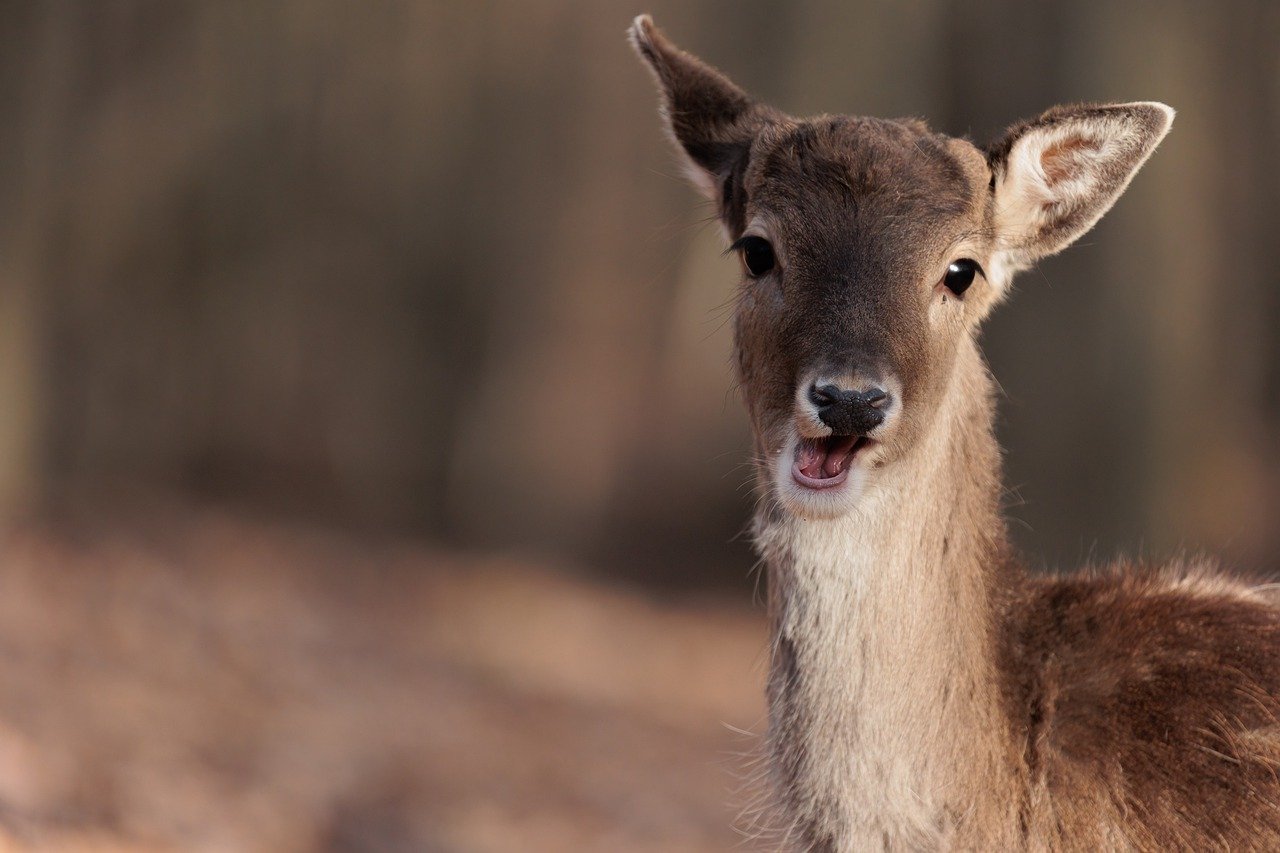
[0,505,768,851]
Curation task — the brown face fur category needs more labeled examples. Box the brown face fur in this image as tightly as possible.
[731,116,996,470]
[632,15,1170,517]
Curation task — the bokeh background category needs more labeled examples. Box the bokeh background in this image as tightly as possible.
[0,1,1276,850]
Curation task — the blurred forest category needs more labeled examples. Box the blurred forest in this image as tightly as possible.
[1,1,1277,586]
[0,1,1276,848]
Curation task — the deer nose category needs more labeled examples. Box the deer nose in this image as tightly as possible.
[808,383,888,435]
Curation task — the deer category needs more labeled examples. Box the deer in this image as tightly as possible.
[629,15,1280,852]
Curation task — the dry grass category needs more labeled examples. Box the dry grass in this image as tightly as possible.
[0,506,766,851]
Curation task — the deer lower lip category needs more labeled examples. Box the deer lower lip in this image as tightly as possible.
[792,435,870,489]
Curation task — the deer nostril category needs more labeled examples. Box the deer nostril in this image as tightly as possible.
[863,388,889,408]
[808,384,841,408]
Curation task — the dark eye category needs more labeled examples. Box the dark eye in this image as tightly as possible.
[942,258,981,296]
[738,236,776,277]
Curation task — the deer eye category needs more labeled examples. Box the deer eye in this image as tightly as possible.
[737,236,776,277]
[942,259,981,296]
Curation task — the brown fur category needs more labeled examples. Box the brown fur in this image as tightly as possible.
[630,15,1280,852]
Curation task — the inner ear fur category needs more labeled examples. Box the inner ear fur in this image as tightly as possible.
[628,15,777,233]
[987,102,1174,269]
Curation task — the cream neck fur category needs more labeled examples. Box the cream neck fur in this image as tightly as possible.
[754,339,1022,850]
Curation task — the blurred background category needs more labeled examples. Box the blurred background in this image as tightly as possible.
[0,1,1276,850]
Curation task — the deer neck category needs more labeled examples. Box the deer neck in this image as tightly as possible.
[753,338,1022,849]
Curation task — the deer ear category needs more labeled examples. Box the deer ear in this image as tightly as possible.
[987,102,1173,270]
[628,15,773,231]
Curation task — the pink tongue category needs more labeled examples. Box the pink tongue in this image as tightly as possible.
[823,435,860,476]
[798,436,861,479]
[797,441,826,479]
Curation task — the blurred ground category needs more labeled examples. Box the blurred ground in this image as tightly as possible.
[0,503,766,851]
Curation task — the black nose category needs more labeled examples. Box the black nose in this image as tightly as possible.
[808,383,888,435]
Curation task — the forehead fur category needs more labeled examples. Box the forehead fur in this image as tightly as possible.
[743,116,991,252]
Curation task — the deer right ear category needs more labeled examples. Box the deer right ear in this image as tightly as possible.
[628,15,773,232]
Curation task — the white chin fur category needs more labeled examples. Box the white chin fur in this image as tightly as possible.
[772,433,873,519]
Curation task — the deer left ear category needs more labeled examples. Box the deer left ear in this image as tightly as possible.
[988,102,1174,271]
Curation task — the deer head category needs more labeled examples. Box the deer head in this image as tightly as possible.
[630,15,1172,519]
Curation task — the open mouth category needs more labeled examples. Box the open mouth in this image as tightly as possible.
[791,434,872,490]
